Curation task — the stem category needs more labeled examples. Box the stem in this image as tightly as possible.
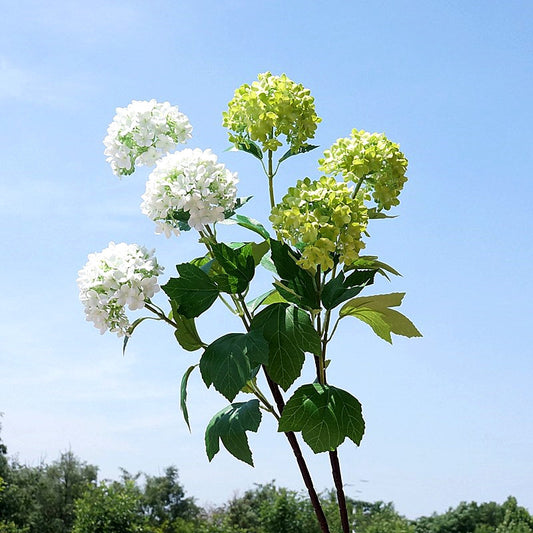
[351,174,366,198]
[145,302,178,328]
[197,230,330,532]
[263,372,330,533]
[329,449,350,533]
[268,149,275,209]
[316,268,350,533]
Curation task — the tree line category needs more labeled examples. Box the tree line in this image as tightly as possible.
[1,426,531,532]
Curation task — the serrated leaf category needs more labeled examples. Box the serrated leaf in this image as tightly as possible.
[321,270,376,310]
[211,242,256,294]
[233,214,271,239]
[236,140,263,160]
[122,316,158,355]
[339,293,422,343]
[200,331,269,401]
[205,400,262,466]
[250,303,320,390]
[278,383,365,453]
[162,263,219,318]
[172,313,205,352]
[278,144,319,164]
[269,240,319,310]
[180,365,197,431]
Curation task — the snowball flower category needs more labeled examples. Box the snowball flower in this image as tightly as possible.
[78,242,163,337]
[103,100,192,176]
[223,72,321,153]
[270,176,368,271]
[319,129,408,211]
[141,148,238,237]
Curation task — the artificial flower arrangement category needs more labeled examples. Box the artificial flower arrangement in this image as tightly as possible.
[78,72,421,533]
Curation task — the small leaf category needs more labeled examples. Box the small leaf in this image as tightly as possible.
[162,263,219,318]
[270,240,319,310]
[347,256,402,280]
[250,303,320,390]
[205,400,262,465]
[236,140,263,161]
[247,289,287,312]
[123,316,158,355]
[278,383,365,453]
[200,331,269,401]
[234,214,271,239]
[367,207,398,219]
[278,144,319,164]
[180,365,197,431]
[223,196,253,218]
[211,242,256,294]
[339,293,422,343]
[172,312,205,352]
[321,270,376,310]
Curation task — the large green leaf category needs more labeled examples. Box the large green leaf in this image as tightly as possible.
[278,383,365,453]
[205,400,262,466]
[162,263,219,318]
[180,365,197,431]
[321,269,376,310]
[200,331,269,401]
[211,242,256,294]
[269,240,319,310]
[250,303,320,390]
[339,293,422,343]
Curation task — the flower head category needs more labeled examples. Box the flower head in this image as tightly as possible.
[104,100,192,176]
[141,148,238,237]
[270,177,368,271]
[223,72,321,153]
[78,242,163,337]
[319,129,408,211]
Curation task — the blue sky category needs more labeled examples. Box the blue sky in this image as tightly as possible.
[1,0,532,519]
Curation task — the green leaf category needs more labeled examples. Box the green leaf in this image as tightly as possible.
[367,207,398,219]
[278,144,319,164]
[278,383,365,453]
[200,331,269,401]
[236,140,263,161]
[180,365,197,431]
[205,400,262,466]
[269,240,319,310]
[172,312,205,352]
[233,214,271,239]
[250,240,270,265]
[211,242,256,294]
[321,270,376,310]
[339,293,422,343]
[162,263,219,318]
[123,316,158,356]
[250,303,320,390]
[247,289,287,312]
[347,255,401,280]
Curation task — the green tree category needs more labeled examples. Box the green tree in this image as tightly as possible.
[72,480,144,533]
[495,497,533,533]
[141,466,198,528]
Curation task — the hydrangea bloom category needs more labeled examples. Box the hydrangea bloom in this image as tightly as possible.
[223,72,321,153]
[319,129,408,211]
[103,100,192,176]
[141,148,238,237]
[270,177,368,271]
[78,242,163,337]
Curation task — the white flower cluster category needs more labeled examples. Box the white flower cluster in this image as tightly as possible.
[141,148,239,237]
[77,242,163,337]
[103,100,192,176]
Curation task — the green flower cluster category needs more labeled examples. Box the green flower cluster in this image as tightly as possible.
[319,129,408,211]
[222,72,321,153]
[270,177,368,271]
